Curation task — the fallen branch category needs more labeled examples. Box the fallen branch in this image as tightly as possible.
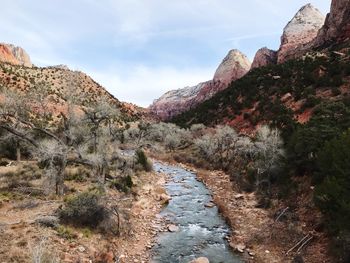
[286,234,311,255]
[275,207,289,222]
[296,235,313,253]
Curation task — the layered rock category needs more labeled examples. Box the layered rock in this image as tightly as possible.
[150,50,250,120]
[251,47,277,69]
[0,43,32,67]
[277,4,325,63]
[314,0,350,46]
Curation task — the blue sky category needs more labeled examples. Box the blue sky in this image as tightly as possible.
[1,1,330,107]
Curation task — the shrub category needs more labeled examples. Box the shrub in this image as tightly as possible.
[31,238,60,263]
[314,131,350,261]
[111,175,133,193]
[64,166,89,182]
[55,225,77,240]
[135,149,152,171]
[59,191,107,227]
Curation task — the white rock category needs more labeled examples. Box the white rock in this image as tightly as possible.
[188,257,210,263]
[78,246,86,252]
[167,224,180,232]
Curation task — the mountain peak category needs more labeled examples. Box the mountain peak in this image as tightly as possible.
[0,43,32,67]
[278,3,325,63]
[284,3,324,33]
[251,47,277,69]
[213,49,251,85]
[150,49,251,120]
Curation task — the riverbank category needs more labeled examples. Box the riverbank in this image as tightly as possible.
[150,152,333,263]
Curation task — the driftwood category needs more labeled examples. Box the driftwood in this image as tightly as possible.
[275,207,289,222]
[286,233,313,255]
[296,235,313,253]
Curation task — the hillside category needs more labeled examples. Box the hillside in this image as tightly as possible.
[172,45,350,132]
[0,62,147,121]
[170,2,350,260]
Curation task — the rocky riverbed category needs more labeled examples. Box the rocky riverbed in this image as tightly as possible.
[151,162,241,263]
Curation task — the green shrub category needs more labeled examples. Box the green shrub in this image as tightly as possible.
[55,225,77,240]
[135,149,153,171]
[59,191,107,227]
[314,131,350,261]
[111,175,133,193]
[314,131,350,229]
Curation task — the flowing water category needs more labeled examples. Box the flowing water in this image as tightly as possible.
[151,162,242,263]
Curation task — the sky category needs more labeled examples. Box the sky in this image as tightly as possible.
[0,1,331,107]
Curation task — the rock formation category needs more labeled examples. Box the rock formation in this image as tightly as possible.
[150,50,250,120]
[277,4,325,63]
[313,0,350,46]
[0,43,32,67]
[213,49,251,85]
[251,47,277,69]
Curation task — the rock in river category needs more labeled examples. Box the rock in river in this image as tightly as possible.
[189,257,210,263]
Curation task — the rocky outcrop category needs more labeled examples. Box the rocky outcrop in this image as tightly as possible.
[213,49,251,85]
[150,50,250,120]
[0,43,32,67]
[314,0,350,47]
[251,47,277,69]
[277,4,325,63]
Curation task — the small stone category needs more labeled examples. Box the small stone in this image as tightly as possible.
[189,257,210,263]
[234,244,246,253]
[204,202,215,208]
[78,246,85,252]
[167,224,180,232]
[234,194,244,199]
[265,250,270,254]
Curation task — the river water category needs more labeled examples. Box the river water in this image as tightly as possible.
[151,162,242,263]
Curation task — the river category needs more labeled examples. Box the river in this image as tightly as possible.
[151,162,242,263]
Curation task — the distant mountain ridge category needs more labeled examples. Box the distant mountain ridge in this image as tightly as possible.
[149,50,251,120]
[150,3,328,120]
[171,0,350,131]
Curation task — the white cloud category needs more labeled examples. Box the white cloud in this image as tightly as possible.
[0,0,332,107]
[87,65,215,107]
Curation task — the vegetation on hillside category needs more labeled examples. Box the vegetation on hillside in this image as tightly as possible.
[0,81,157,262]
[172,48,350,261]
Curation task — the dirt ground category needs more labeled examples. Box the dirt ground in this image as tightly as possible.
[0,162,168,263]
[185,165,333,263]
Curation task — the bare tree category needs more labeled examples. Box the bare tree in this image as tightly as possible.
[82,95,119,152]
[252,125,284,194]
[34,140,68,195]
[195,125,239,169]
